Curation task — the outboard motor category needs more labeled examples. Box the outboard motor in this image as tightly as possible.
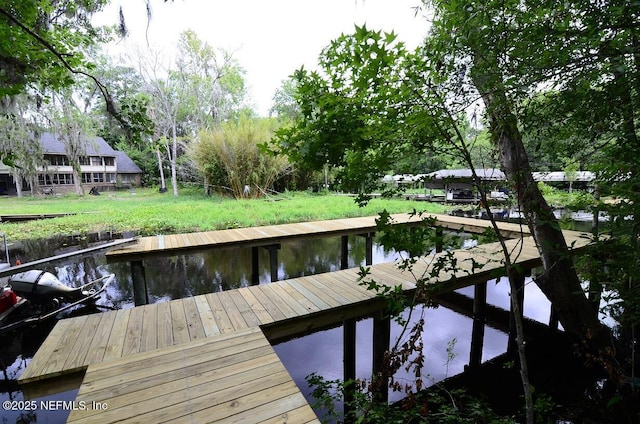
[8,270,84,302]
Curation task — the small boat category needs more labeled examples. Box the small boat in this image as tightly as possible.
[0,272,114,334]
[0,233,114,334]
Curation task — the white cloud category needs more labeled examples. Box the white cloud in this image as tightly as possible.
[94,0,430,116]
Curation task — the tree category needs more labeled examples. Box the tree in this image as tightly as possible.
[136,31,247,196]
[0,111,42,196]
[275,4,638,417]
[0,1,162,168]
[425,0,638,357]
[0,0,110,99]
[50,90,97,196]
[176,29,246,131]
[269,77,301,122]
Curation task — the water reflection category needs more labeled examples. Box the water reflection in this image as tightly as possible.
[273,305,509,412]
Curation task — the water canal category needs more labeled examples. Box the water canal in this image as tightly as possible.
[0,229,562,423]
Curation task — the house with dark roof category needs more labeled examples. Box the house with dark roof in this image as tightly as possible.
[0,133,142,195]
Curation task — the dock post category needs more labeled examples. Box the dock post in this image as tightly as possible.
[508,271,525,355]
[341,235,349,270]
[343,318,356,423]
[365,233,374,266]
[131,260,148,306]
[372,310,390,403]
[267,244,281,282]
[469,281,487,368]
[251,246,260,285]
[435,227,444,253]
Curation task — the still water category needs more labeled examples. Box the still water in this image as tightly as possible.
[0,232,546,423]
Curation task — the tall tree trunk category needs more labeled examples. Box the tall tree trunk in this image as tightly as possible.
[156,147,166,191]
[170,124,179,197]
[472,72,608,346]
[72,165,83,196]
[12,170,22,197]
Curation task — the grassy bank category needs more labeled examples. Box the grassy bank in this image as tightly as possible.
[0,188,447,241]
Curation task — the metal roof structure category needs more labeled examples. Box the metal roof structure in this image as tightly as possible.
[113,151,143,174]
[531,171,595,182]
[384,169,595,185]
[40,132,118,156]
[425,168,506,181]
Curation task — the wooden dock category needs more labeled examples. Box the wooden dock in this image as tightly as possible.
[0,212,76,222]
[17,215,592,423]
[104,213,529,263]
[66,327,319,424]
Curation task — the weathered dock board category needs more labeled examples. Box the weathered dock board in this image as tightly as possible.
[66,327,319,424]
[104,213,530,262]
[0,213,76,222]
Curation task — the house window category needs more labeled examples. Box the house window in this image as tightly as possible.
[90,156,102,166]
[39,173,73,185]
[52,174,73,185]
[38,175,51,186]
[106,173,116,183]
[80,156,90,166]
[104,157,115,166]
[44,155,69,166]
[92,173,104,183]
[82,173,92,183]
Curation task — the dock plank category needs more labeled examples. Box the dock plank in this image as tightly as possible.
[140,304,158,352]
[68,327,318,424]
[319,271,375,303]
[18,319,74,382]
[40,315,90,378]
[257,284,299,319]
[305,275,352,306]
[268,282,315,316]
[237,287,275,325]
[182,296,206,340]
[156,301,173,349]
[83,311,118,365]
[284,278,333,310]
[169,299,190,345]
[278,280,322,315]
[227,290,262,328]
[193,294,220,336]
[102,308,131,361]
[122,305,145,356]
[205,292,235,333]
[218,291,248,331]
[63,313,103,371]
[249,285,288,322]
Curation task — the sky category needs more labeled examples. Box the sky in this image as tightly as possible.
[93,0,431,116]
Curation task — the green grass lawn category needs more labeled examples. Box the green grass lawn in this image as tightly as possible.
[0,188,447,241]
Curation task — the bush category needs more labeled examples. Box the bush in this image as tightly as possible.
[191,117,291,198]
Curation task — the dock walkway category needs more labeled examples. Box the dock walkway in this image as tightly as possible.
[18,215,592,423]
[104,213,529,262]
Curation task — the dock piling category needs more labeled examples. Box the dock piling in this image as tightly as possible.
[131,260,149,306]
[469,281,487,368]
[343,318,357,423]
[372,310,391,403]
